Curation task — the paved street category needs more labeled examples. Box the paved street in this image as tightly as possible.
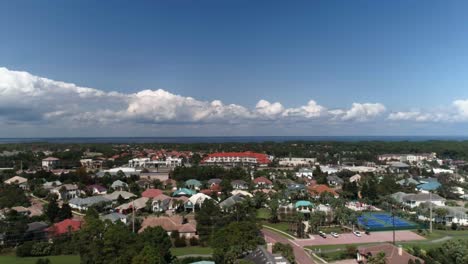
[295,230,425,247]
[262,229,316,264]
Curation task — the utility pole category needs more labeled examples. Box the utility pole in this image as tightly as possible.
[429,191,433,233]
[132,199,135,233]
[392,205,396,245]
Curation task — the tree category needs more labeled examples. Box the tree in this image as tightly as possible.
[367,251,386,264]
[57,203,72,221]
[268,199,279,223]
[138,226,173,263]
[132,245,163,264]
[212,221,264,264]
[195,199,224,245]
[272,243,295,263]
[45,197,60,223]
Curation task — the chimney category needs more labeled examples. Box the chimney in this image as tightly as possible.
[398,245,403,256]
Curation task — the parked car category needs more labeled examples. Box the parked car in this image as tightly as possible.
[330,232,339,238]
[318,231,327,238]
[353,231,362,237]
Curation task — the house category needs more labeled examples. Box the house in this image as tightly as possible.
[295,168,313,179]
[141,188,164,198]
[356,243,424,264]
[51,184,80,200]
[46,219,81,236]
[390,192,446,208]
[86,184,107,195]
[172,188,196,197]
[116,197,150,214]
[25,222,49,241]
[327,175,344,186]
[42,157,60,170]
[185,193,213,211]
[4,176,28,189]
[69,196,111,211]
[231,190,253,197]
[207,178,222,186]
[219,195,245,210]
[43,180,62,190]
[104,191,136,201]
[163,179,177,190]
[434,206,468,226]
[295,200,313,213]
[308,184,339,198]
[151,194,175,212]
[388,162,410,173]
[253,177,273,189]
[349,174,362,183]
[101,212,129,225]
[185,179,202,190]
[231,180,249,190]
[140,172,170,182]
[416,181,441,193]
[396,177,420,186]
[110,180,128,191]
[139,215,197,238]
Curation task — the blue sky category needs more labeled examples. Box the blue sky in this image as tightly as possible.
[2,1,468,136]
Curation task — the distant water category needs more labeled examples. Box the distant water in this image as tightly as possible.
[1,136,468,144]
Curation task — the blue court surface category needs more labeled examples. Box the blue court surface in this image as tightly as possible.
[357,212,418,231]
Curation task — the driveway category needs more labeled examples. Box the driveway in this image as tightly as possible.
[295,230,425,247]
[262,228,316,264]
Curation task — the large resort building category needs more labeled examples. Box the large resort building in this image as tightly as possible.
[201,151,271,166]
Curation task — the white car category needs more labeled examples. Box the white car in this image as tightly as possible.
[318,231,327,238]
[330,232,339,238]
[353,231,362,237]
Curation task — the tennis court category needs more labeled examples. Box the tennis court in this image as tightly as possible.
[357,212,418,231]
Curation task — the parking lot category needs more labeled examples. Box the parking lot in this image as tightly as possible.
[294,230,425,247]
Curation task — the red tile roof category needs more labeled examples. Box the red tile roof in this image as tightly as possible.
[357,243,424,264]
[202,151,270,164]
[253,177,273,185]
[142,188,164,198]
[47,219,81,235]
[308,184,338,197]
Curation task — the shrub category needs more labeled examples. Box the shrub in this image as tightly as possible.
[189,237,199,246]
[174,237,187,247]
[16,241,34,257]
[31,242,52,256]
[35,258,51,264]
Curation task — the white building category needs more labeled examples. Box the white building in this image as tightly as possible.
[128,157,182,168]
[378,153,436,163]
[295,168,313,179]
[42,157,60,170]
[279,157,316,167]
[391,192,446,208]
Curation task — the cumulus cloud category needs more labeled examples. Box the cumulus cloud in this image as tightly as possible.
[0,67,388,129]
[331,103,386,121]
[255,100,284,118]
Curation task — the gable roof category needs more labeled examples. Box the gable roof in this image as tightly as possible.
[253,177,272,185]
[4,176,28,185]
[110,180,128,188]
[141,188,164,198]
[357,243,423,264]
[47,219,81,235]
[104,191,136,201]
[172,188,196,197]
[308,184,338,197]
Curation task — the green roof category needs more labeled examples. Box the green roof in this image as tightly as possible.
[185,179,202,187]
[295,200,313,208]
[173,188,196,196]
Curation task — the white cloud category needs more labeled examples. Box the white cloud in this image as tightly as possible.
[332,103,386,121]
[255,100,285,118]
[387,111,433,122]
[0,67,391,131]
[453,100,468,119]
[282,100,326,118]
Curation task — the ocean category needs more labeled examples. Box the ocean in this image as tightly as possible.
[1,136,468,144]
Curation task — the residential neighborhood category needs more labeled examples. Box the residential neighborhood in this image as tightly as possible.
[1,141,468,264]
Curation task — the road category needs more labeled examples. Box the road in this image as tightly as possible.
[295,230,425,247]
[262,228,316,264]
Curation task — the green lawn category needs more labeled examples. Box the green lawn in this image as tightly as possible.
[256,208,271,220]
[170,246,213,256]
[0,255,79,264]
